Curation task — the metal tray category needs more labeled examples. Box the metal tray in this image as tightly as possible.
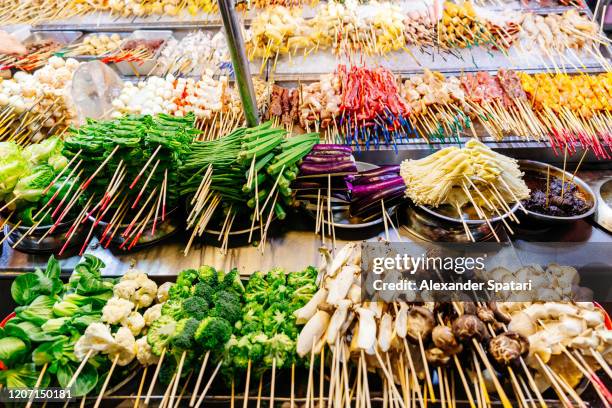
[67,31,130,60]
[114,30,174,76]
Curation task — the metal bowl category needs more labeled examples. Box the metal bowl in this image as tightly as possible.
[3,218,85,254]
[594,178,612,233]
[90,207,179,251]
[518,160,597,224]
[403,204,511,242]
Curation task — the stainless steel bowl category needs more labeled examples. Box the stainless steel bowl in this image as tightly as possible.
[403,204,513,242]
[3,218,84,254]
[594,178,612,233]
[518,160,597,224]
[90,207,178,251]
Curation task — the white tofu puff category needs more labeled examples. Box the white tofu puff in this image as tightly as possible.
[102,297,134,325]
[122,311,146,336]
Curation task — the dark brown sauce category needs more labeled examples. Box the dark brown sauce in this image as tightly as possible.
[521,170,592,217]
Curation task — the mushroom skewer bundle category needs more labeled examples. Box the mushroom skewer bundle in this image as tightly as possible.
[400,139,529,241]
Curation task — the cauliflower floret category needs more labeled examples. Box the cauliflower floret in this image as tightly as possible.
[102,297,134,325]
[136,336,159,366]
[157,282,173,303]
[121,311,146,336]
[109,327,137,366]
[74,323,116,360]
[121,271,148,282]
[113,280,139,300]
[143,303,163,326]
[135,279,158,308]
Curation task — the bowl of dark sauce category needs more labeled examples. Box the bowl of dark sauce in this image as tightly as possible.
[518,160,596,224]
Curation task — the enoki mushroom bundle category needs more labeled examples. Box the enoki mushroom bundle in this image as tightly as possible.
[400,139,529,209]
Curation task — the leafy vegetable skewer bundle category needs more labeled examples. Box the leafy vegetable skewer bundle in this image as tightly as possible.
[181,121,319,254]
[56,113,198,253]
[0,138,76,244]
[0,256,116,396]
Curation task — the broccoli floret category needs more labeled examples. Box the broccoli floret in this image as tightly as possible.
[267,282,293,304]
[264,333,295,369]
[239,303,264,335]
[193,282,215,303]
[176,269,199,287]
[168,284,192,300]
[161,299,186,320]
[195,316,232,350]
[222,268,245,295]
[244,272,268,304]
[262,303,298,338]
[290,283,318,309]
[182,296,209,320]
[265,267,286,287]
[147,315,177,356]
[171,318,200,350]
[247,332,267,363]
[228,335,250,369]
[286,266,317,289]
[198,266,218,287]
[210,291,241,325]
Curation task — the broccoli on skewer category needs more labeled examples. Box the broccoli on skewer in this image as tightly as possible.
[170,318,200,350]
[210,291,242,325]
[182,296,209,320]
[194,316,232,350]
[147,315,177,356]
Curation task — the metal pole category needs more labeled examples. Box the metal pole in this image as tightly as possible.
[217,0,259,127]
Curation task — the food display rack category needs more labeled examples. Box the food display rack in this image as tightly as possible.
[1,0,612,406]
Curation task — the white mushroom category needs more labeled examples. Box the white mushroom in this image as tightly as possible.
[356,307,377,350]
[394,303,409,338]
[326,300,351,345]
[378,313,394,352]
[297,310,331,357]
[294,288,328,324]
[326,264,359,305]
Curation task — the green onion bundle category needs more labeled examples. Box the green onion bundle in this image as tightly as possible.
[180,121,319,251]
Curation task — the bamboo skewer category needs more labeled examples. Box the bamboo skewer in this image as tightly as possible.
[145,347,166,406]
[190,351,210,407]
[93,354,120,408]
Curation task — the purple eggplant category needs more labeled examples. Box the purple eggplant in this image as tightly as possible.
[350,184,406,212]
[312,144,353,153]
[299,161,358,176]
[358,165,401,178]
[351,192,405,217]
[348,176,405,198]
[306,150,354,158]
[291,181,323,190]
[303,154,355,164]
[346,172,400,186]
[350,188,406,216]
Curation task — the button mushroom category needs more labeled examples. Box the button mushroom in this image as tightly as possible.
[425,347,451,366]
